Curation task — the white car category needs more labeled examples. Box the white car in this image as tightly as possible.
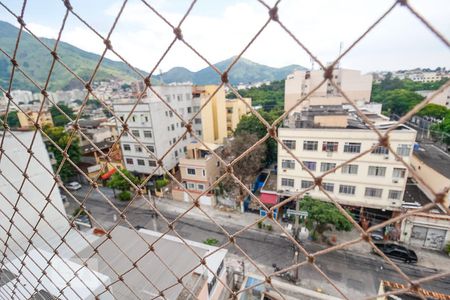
[66,182,82,191]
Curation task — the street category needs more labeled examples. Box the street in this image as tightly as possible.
[65,186,450,298]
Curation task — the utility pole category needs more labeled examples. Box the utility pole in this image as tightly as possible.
[293,251,299,282]
[294,197,300,240]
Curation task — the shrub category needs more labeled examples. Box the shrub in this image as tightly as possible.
[257,221,263,229]
[266,224,273,231]
[203,238,219,246]
[155,178,169,190]
[72,207,87,217]
[118,191,132,201]
[444,242,450,255]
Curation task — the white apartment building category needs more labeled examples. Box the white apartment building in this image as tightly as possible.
[277,108,417,212]
[284,68,373,113]
[113,84,196,176]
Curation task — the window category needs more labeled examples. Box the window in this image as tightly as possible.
[177,95,182,101]
[320,162,336,172]
[187,168,196,175]
[144,130,152,138]
[372,144,389,155]
[196,130,202,136]
[302,161,316,171]
[126,158,133,165]
[281,159,295,169]
[339,185,356,195]
[198,184,204,190]
[322,141,338,152]
[165,111,168,117]
[187,183,195,189]
[368,166,386,176]
[183,146,187,152]
[397,144,411,156]
[165,96,171,102]
[132,115,136,122]
[172,138,176,144]
[283,140,296,150]
[393,168,406,178]
[341,164,358,175]
[146,145,155,152]
[202,170,206,176]
[123,144,131,151]
[174,150,178,157]
[303,140,318,151]
[388,190,402,200]
[323,182,334,192]
[187,107,192,113]
[185,93,191,101]
[149,160,157,167]
[144,115,149,122]
[344,142,361,153]
[137,159,145,166]
[131,129,140,137]
[301,180,314,189]
[194,118,202,124]
[171,124,175,131]
[135,145,142,152]
[169,111,173,117]
[365,187,382,198]
[281,178,294,187]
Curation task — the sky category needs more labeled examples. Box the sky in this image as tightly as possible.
[0,0,449,73]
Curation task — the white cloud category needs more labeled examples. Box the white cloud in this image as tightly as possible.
[12,0,450,73]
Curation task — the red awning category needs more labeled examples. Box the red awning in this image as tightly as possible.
[101,168,116,180]
[260,193,278,205]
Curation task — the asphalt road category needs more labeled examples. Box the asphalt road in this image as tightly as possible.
[64,186,450,298]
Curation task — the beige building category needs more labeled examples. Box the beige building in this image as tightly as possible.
[192,85,227,144]
[284,68,372,113]
[277,107,417,212]
[172,142,222,206]
[226,97,252,135]
[17,110,54,129]
[410,143,450,208]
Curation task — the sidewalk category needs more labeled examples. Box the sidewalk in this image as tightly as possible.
[324,227,450,272]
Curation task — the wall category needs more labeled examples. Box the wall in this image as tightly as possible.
[225,98,251,135]
[277,127,417,210]
[0,131,69,255]
[400,213,450,250]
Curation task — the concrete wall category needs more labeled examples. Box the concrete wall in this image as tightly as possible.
[400,213,450,250]
[410,154,450,207]
[277,127,417,210]
[0,131,69,255]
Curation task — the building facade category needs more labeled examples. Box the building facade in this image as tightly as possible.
[172,142,221,206]
[284,68,373,113]
[17,109,54,129]
[192,85,227,144]
[277,110,417,212]
[225,97,252,136]
[113,85,195,176]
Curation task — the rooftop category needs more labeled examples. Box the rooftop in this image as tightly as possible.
[413,143,450,179]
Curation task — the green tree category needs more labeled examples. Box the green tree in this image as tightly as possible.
[50,103,75,126]
[234,109,282,164]
[430,111,450,144]
[6,111,20,128]
[299,196,353,238]
[417,104,448,119]
[44,126,81,181]
[107,168,140,198]
[227,80,285,110]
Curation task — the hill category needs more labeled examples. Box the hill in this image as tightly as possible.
[156,57,305,85]
[0,21,145,92]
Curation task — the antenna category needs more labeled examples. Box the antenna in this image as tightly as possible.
[337,42,343,69]
[159,69,165,85]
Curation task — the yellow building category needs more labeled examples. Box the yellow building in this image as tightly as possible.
[225,97,252,136]
[17,110,54,129]
[192,85,227,144]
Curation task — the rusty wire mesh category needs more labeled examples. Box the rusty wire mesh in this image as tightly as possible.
[0,0,449,299]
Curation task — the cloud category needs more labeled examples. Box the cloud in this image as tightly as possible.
[5,0,450,73]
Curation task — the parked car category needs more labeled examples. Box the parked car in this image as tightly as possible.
[370,229,385,241]
[66,182,82,191]
[373,242,418,263]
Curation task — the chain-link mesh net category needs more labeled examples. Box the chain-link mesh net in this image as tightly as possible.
[0,0,449,299]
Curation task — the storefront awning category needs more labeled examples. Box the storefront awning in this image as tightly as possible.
[260,193,278,205]
[101,168,116,180]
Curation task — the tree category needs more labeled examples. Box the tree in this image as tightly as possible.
[222,133,266,205]
[6,111,20,128]
[50,103,75,126]
[44,126,81,181]
[227,80,285,110]
[234,109,282,164]
[417,104,448,119]
[299,196,353,239]
[107,168,140,198]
